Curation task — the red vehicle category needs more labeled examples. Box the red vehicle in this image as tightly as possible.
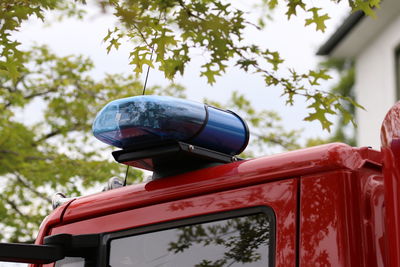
[1,97,400,267]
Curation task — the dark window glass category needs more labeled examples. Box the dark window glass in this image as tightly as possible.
[109,213,273,267]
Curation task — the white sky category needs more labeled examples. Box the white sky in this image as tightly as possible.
[2,1,353,266]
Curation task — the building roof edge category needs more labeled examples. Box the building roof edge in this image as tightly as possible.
[317,11,365,56]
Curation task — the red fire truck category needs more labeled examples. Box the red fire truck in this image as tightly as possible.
[1,96,400,267]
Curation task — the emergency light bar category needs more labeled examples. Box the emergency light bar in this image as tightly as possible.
[93,95,249,155]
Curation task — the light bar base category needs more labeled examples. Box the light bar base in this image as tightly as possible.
[112,142,240,179]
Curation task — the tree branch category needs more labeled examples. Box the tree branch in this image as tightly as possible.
[176,0,204,21]
[4,199,25,217]
[23,86,59,100]
[0,149,19,156]
[14,174,52,203]
[131,24,153,49]
[35,129,62,143]
[0,148,55,161]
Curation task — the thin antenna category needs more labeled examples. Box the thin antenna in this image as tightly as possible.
[124,11,162,186]
[142,11,162,95]
[123,165,129,186]
[142,51,155,95]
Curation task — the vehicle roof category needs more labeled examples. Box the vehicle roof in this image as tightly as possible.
[51,143,381,226]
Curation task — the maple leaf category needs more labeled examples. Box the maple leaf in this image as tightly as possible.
[200,63,220,84]
[286,0,306,19]
[351,0,378,17]
[305,8,330,32]
[263,50,284,71]
[304,102,333,131]
[308,69,332,85]
[129,47,153,74]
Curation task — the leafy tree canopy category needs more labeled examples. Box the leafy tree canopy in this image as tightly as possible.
[1,0,378,130]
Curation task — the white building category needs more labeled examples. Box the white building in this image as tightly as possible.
[317,0,400,148]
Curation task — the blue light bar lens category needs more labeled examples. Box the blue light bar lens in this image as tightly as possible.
[93,96,249,155]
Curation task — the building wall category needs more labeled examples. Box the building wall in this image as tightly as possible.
[355,14,400,149]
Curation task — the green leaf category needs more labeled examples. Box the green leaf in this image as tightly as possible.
[106,38,121,53]
[305,8,330,32]
[263,50,284,71]
[128,48,154,74]
[351,0,379,17]
[200,68,219,84]
[0,59,19,83]
[103,29,113,42]
[308,69,332,85]
[304,107,333,131]
[268,0,278,10]
[286,0,306,19]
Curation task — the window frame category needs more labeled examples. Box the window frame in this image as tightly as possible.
[99,206,276,267]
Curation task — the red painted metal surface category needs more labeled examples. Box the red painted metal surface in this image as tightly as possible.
[32,142,385,267]
[381,101,400,267]
[300,171,358,266]
[300,168,384,267]
[61,143,379,224]
[51,179,298,266]
[360,174,386,267]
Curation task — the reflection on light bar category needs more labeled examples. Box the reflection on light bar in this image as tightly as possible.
[93,96,249,155]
